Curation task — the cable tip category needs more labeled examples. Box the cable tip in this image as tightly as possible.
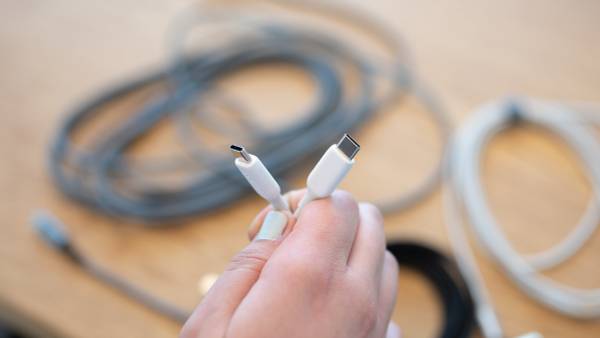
[30,210,71,250]
[336,133,360,160]
[230,144,251,162]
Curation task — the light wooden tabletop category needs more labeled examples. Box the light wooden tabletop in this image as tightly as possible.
[1,1,599,337]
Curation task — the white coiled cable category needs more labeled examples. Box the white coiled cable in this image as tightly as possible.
[444,98,600,338]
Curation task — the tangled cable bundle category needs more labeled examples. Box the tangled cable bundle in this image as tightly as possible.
[49,2,450,221]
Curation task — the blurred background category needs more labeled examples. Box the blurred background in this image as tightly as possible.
[1,0,599,337]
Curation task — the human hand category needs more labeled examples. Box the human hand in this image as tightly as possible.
[181,189,400,338]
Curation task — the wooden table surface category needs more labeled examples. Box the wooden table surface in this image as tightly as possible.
[1,1,599,337]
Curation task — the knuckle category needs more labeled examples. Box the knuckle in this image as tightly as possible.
[226,245,270,275]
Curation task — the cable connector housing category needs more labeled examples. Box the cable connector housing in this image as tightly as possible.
[295,134,360,215]
[231,145,289,212]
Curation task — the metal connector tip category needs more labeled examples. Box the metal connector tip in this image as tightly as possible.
[336,133,360,160]
[230,144,251,162]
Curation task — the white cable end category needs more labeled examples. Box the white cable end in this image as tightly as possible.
[295,134,360,216]
[231,145,289,212]
[294,190,315,217]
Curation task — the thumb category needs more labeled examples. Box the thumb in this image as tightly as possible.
[181,211,289,338]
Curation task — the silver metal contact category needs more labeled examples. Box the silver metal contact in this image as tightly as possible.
[230,144,251,162]
[336,133,360,160]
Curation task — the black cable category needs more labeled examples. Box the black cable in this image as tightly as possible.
[387,241,476,338]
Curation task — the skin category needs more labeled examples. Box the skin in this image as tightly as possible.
[181,189,400,338]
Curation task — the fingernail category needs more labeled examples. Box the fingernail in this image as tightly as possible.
[255,211,287,241]
[386,322,401,338]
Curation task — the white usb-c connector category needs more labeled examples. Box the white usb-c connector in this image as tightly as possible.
[294,134,360,216]
[230,145,289,212]
[230,134,359,216]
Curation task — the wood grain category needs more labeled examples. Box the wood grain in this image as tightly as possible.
[1,1,599,337]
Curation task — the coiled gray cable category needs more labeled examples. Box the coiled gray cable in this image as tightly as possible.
[48,3,450,222]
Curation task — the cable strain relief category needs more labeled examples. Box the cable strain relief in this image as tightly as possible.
[271,195,289,212]
[294,190,315,217]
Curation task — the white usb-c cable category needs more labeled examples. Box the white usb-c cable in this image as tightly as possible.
[231,134,360,216]
[295,134,360,216]
[445,98,600,338]
[230,145,290,212]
